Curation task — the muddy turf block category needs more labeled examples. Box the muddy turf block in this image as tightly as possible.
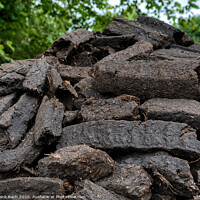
[57,120,200,160]
[38,145,115,182]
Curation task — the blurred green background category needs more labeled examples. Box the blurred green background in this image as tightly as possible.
[0,0,200,64]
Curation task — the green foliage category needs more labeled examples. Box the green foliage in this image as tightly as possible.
[175,15,200,44]
[116,0,199,22]
[0,0,115,64]
[0,0,199,64]
[0,41,14,63]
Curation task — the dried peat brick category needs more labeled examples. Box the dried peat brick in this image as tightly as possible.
[191,166,200,186]
[0,177,65,196]
[62,110,80,126]
[190,161,200,186]
[74,77,93,93]
[62,37,109,67]
[0,93,16,116]
[92,40,153,66]
[81,95,140,121]
[0,132,42,172]
[0,59,34,95]
[45,29,94,63]
[74,77,103,99]
[91,34,136,50]
[0,94,39,149]
[103,17,172,48]
[171,44,200,55]
[61,80,78,98]
[52,29,94,51]
[140,98,200,130]
[56,80,78,110]
[23,56,58,94]
[57,64,90,84]
[0,72,24,87]
[136,15,194,46]
[92,58,200,101]
[57,120,200,160]
[96,164,152,200]
[0,59,34,79]
[151,48,200,60]
[47,67,63,95]
[34,96,64,145]
[0,130,9,152]
[117,151,198,198]
[68,51,94,67]
[189,43,200,53]
[67,180,131,200]
[73,98,86,110]
[56,28,94,46]
[38,145,115,182]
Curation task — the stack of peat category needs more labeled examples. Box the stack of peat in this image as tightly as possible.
[0,15,200,200]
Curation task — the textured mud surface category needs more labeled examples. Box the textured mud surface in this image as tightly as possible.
[0,177,65,196]
[0,16,200,199]
[96,164,152,199]
[81,95,140,121]
[58,120,200,160]
[92,58,200,101]
[38,145,115,182]
[67,180,131,200]
[140,98,200,130]
[117,152,198,198]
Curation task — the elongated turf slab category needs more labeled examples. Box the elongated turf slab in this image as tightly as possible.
[140,98,200,130]
[57,120,200,159]
[117,152,198,197]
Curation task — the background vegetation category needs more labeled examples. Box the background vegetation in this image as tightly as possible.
[0,0,199,64]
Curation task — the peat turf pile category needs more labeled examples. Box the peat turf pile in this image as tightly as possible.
[0,15,200,199]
